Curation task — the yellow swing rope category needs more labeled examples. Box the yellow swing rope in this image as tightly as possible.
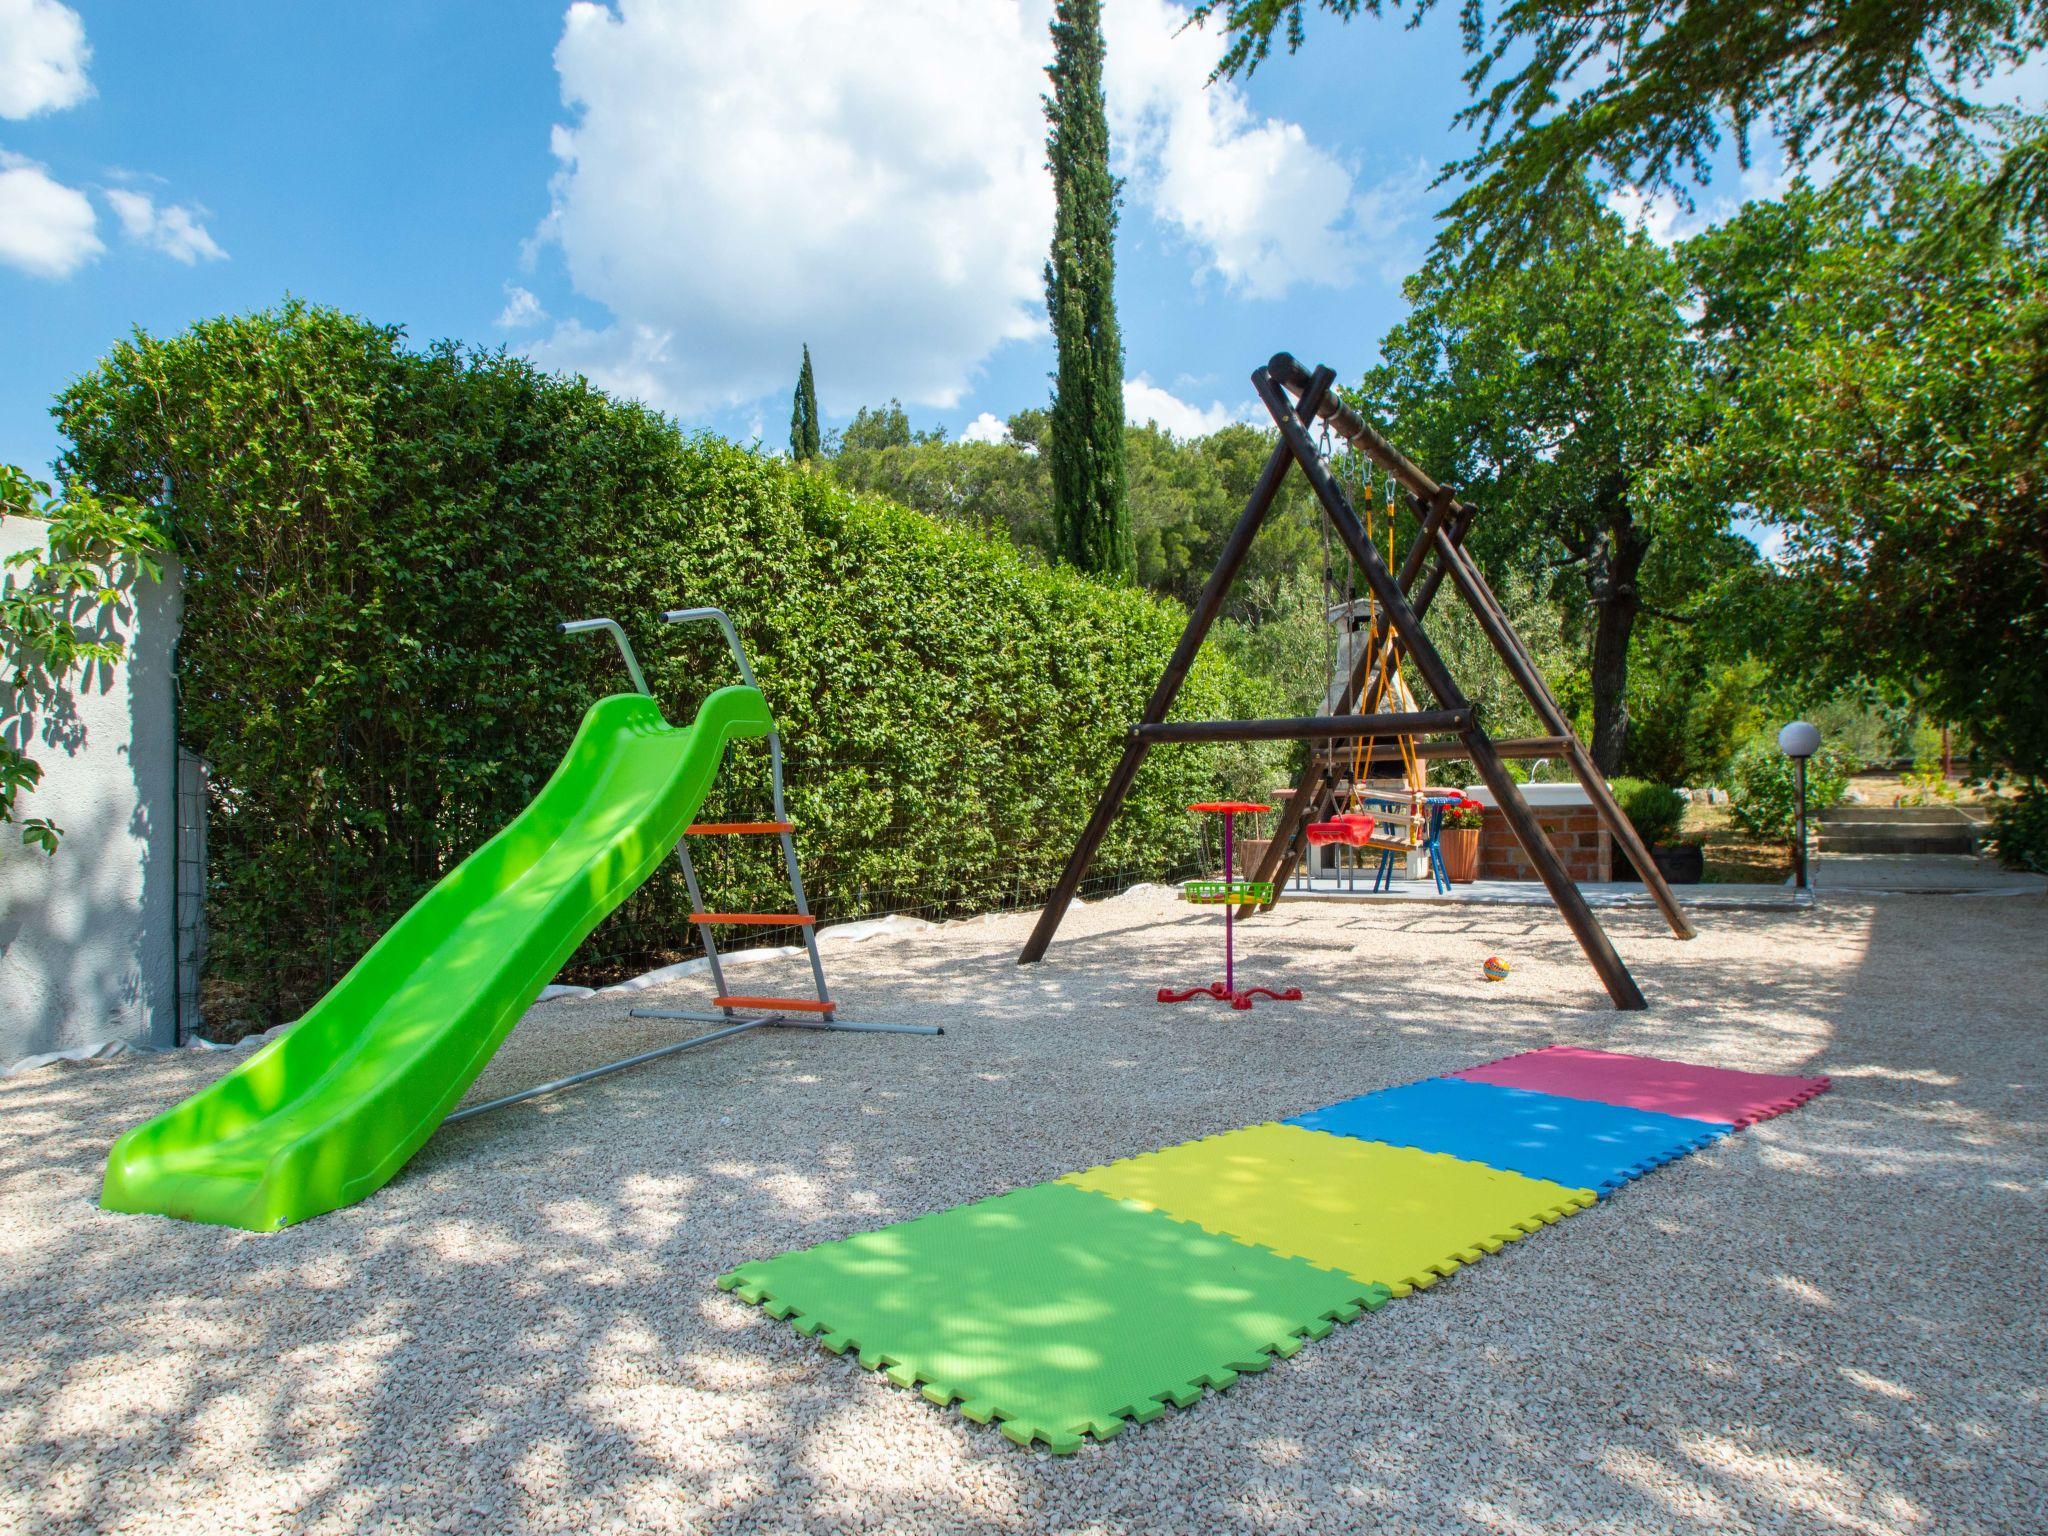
[1348,472,1421,838]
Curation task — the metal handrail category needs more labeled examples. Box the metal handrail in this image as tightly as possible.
[662,607,758,690]
[560,617,651,696]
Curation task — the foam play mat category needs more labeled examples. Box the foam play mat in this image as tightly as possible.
[1062,1122,1594,1296]
[1289,1076,1733,1197]
[715,1180,1388,1453]
[1453,1045,1831,1127]
[718,1044,1830,1452]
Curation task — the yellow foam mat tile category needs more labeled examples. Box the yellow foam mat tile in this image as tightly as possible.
[1062,1122,1596,1297]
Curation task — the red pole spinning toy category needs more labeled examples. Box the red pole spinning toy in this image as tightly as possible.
[1158,802,1303,1011]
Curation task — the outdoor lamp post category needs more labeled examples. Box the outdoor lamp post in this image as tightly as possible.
[1779,720,1823,890]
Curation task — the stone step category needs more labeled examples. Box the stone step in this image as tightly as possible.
[1817,804,1972,825]
[1817,829,1977,855]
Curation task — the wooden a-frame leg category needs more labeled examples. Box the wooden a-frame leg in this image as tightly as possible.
[1429,527,1696,941]
[1017,367,1337,966]
[1254,370,1648,1011]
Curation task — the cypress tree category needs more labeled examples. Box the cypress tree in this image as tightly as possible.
[789,344,821,461]
[1044,0,1131,579]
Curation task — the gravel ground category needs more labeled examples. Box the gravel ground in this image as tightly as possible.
[2,886,2043,1536]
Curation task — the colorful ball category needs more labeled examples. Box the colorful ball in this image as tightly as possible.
[1482,956,1510,982]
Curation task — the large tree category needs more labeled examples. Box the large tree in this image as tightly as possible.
[1684,169,2048,780]
[1190,0,2048,264]
[788,344,821,462]
[1358,190,1732,772]
[1044,0,1132,579]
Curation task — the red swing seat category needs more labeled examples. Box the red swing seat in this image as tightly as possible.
[1305,805,1419,855]
[1304,813,1375,847]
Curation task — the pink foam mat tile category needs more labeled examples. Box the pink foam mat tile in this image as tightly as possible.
[1451,1045,1829,1129]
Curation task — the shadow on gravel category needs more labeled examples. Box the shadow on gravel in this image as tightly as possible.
[0,893,2040,1534]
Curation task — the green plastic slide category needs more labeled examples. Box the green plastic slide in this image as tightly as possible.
[102,684,777,1231]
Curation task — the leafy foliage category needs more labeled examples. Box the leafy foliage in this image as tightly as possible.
[1623,639,1765,787]
[832,428,1054,552]
[1723,740,1857,840]
[1986,781,2048,870]
[56,303,1231,1029]
[1189,0,2048,266]
[1358,190,1750,771]
[0,465,169,853]
[788,344,821,462]
[1685,169,2048,781]
[1045,0,1132,578]
[1441,796,1485,830]
[830,416,1324,612]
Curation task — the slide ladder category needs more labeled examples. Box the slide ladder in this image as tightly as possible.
[445,609,940,1128]
[636,610,905,1034]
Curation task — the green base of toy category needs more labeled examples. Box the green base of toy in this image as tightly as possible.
[1181,880,1274,905]
[101,685,776,1232]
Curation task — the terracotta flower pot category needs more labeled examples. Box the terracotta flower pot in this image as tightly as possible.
[1441,826,1482,883]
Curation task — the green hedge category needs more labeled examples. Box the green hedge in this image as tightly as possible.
[58,303,1230,1028]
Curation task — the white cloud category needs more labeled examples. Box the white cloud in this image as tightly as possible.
[1104,0,1421,297]
[0,0,90,119]
[1604,185,1698,248]
[527,0,1400,423]
[1605,150,1807,248]
[104,185,225,263]
[531,0,1054,417]
[495,283,545,328]
[0,149,97,276]
[1124,374,1240,438]
[959,411,1012,444]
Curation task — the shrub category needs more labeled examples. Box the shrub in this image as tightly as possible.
[1623,648,1764,787]
[1,466,169,852]
[1986,782,2048,872]
[1724,740,1857,840]
[1897,759,1958,807]
[58,303,1234,1028]
[1607,777,1687,847]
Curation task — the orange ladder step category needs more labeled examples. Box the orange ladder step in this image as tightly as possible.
[686,821,793,835]
[690,912,815,927]
[714,995,835,1014]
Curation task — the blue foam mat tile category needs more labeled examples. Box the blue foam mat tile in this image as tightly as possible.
[1287,1076,1732,1196]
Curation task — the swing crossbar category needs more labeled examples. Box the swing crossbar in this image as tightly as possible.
[1315,735,1572,765]
[1135,708,1468,745]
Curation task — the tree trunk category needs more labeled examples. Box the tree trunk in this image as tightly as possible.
[1588,523,1649,775]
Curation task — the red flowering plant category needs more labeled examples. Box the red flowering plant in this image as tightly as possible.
[1441,796,1486,831]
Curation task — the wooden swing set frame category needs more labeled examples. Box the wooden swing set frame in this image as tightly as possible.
[1017,354,1696,1011]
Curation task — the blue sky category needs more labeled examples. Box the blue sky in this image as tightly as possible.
[0,0,1494,477]
[2,2,2039,482]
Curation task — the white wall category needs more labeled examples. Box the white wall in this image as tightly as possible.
[0,515,182,1068]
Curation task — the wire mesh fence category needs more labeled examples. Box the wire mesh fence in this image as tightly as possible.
[173,747,208,1043]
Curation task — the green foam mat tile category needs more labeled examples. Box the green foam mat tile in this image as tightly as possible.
[716,1179,1389,1453]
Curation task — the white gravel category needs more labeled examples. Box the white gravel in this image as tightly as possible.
[2,886,2042,1535]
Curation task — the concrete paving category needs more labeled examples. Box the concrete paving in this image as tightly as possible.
[1281,873,1809,911]
[1806,852,2046,896]
[1279,851,2043,910]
